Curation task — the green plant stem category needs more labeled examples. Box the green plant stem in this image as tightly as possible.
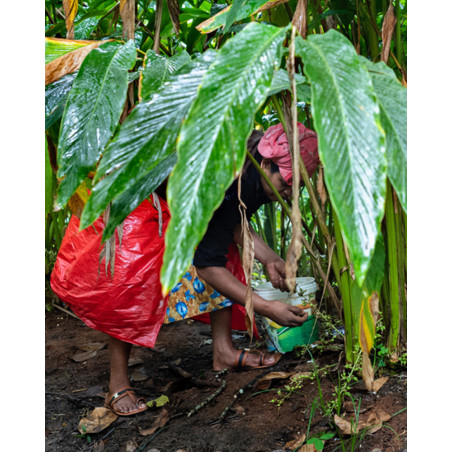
[393,191,407,347]
[333,209,354,362]
[384,180,400,355]
[280,208,286,259]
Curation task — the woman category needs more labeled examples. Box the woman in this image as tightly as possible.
[51,122,320,415]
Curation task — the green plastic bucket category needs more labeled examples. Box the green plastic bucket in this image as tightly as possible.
[264,315,319,353]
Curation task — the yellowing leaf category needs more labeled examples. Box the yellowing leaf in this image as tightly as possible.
[45,39,113,85]
[147,394,169,408]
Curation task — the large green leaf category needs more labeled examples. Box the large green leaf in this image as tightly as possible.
[56,40,136,209]
[80,51,217,232]
[103,153,177,238]
[141,49,191,100]
[45,72,77,130]
[161,22,287,293]
[268,69,306,97]
[197,0,270,33]
[360,58,407,213]
[295,30,386,285]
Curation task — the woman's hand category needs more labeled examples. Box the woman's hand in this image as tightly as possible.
[267,301,308,327]
[266,259,289,291]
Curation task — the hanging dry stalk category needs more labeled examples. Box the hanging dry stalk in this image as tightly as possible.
[120,0,136,41]
[153,0,163,54]
[237,172,255,339]
[381,3,397,63]
[167,0,180,35]
[292,0,308,38]
[284,26,303,293]
[63,0,78,39]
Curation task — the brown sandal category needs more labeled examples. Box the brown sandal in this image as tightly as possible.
[105,388,147,416]
[233,349,282,371]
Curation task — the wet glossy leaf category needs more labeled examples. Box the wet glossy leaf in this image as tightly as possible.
[223,0,247,34]
[45,37,93,64]
[296,30,386,285]
[103,153,177,239]
[161,22,287,292]
[56,40,136,209]
[361,58,407,213]
[80,52,215,232]
[45,72,77,130]
[197,0,289,33]
[140,49,191,100]
[268,69,306,97]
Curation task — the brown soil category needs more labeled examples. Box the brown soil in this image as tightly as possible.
[45,308,407,452]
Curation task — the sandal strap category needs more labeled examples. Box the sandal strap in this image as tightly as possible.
[236,350,248,369]
[108,388,138,408]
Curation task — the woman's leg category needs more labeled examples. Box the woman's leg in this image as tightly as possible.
[105,335,147,414]
[210,307,279,370]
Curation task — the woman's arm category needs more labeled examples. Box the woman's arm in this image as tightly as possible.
[196,265,307,327]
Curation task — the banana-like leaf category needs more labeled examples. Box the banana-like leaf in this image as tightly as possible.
[45,37,93,64]
[45,38,112,85]
[80,51,217,231]
[104,153,177,238]
[223,0,247,34]
[196,0,289,34]
[295,30,386,285]
[140,49,191,100]
[268,69,306,97]
[56,40,136,209]
[360,58,407,213]
[45,72,77,130]
[161,22,287,293]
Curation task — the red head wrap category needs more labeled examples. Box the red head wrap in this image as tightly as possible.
[257,122,320,185]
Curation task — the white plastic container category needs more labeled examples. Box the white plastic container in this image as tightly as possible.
[254,277,319,352]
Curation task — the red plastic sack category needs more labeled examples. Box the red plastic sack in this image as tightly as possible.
[51,196,258,348]
[51,198,170,348]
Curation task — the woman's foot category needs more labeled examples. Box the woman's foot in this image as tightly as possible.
[106,335,147,415]
[105,387,147,416]
[213,348,281,371]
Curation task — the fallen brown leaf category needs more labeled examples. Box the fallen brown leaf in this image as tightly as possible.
[79,342,106,352]
[131,370,149,382]
[334,408,391,436]
[125,440,139,452]
[140,408,170,436]
[284,433,306,450]
[78,407,117,434]
[372,376,389,393]
[256,371,295,390]
[71,350,98,362]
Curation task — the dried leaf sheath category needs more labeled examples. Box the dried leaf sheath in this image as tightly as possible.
[238,172,255,339]
[63,0,78,39]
